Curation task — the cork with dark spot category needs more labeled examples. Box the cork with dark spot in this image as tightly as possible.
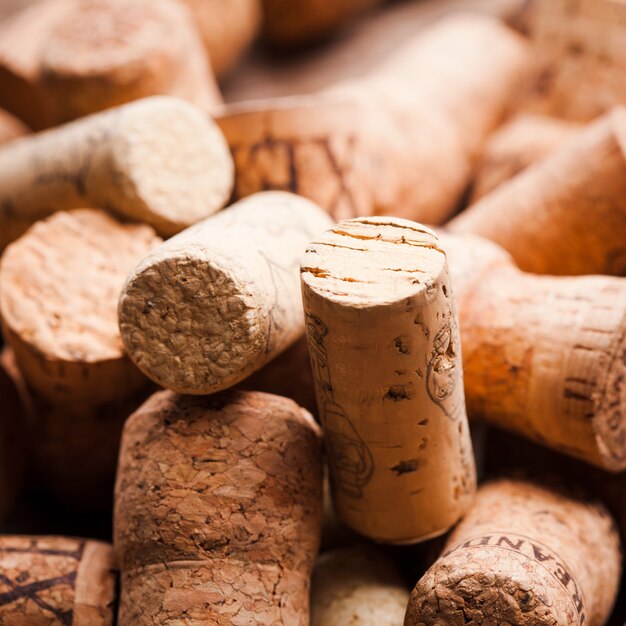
[0,535,116,626]
[405,478,621,626]
[118,191,333,395]
[0,96,234,248]
[449,107,626,276]
[114,389,323,625]
[301,217,476,543]
[0,107,27,145]
[441,231,626,471]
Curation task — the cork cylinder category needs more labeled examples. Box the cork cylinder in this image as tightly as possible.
[441,232,626,471]
[0,107,27,145]
[311,546,409,626]
[301,217,476,543]
[0,95,234,249]
[118,191,333,395]
[114,389,323,625]
[405,479,622,626]
[0,535,116,625]
[449,107,626,276]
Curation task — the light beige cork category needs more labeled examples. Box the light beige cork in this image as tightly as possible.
[441,231,626,471]
[301,217,476,543]
[0,107,27,145]
[0,535,116,625]
[405,478,622,626]
[449,107,626,276]
[311,546,409,626]
[114,389,323,626]
[119,191,333,395]
[0,95,233,248]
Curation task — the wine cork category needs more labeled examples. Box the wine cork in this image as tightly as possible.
[405,478,621,626]
[311,546,409,626]
[440,231,626,471]
[0,95,234,249]
[471,114,580,200]
[114,389,323,625]
[0,535,116,625]
[0,107,27,145]
[119,191,333,395]
[301,217,476,543]
[449,107,626,276]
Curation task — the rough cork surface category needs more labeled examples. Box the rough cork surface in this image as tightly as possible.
[0,107,27,145]
[311,546,409,626]
[405,479,621,626]
[441,232,626,471]
[114,389,323,625]
[0,96,234,247]
[119,191,332,395]
[301,217,476,543]
[0,535,116,625]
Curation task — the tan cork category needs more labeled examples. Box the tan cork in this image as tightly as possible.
[0,95,233,248]
[405,478,622,626]
[301,217,476,543]
[114,389,323,626]
[0,535,116,626]
[311,546,409,626]
[0,107,27,146]
[119,191,333,395]
[449,107,626,276]
[440,231,626,471]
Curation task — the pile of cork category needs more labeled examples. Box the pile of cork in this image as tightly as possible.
[0,0,625,624]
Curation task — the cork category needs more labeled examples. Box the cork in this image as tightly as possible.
[449,107,626,276]
[114,389,323,625]
[0,0,221,130]
[301,217,476,543]
[118,191,333,395]
[440,231,626,471]
[405,478,622,626]
[0,535,116,625]
[0,107,28,145]
[311,546,409,626]
[471,114,580,201]
[0,95,234,248]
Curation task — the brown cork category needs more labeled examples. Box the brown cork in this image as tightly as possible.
[450,107,626,276]
[301,217,476,543]
[471,114,580,201]
[114,389,323,625]
[119,191,333,395]
[0,535,116,626]
[0,95,234,248]
[441,231,626,471]
[0,0,221,130]
[311,546,409,626]
[0,107,28,145]
[405,478,621,626]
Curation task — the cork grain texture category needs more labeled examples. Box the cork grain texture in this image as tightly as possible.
[114,389,323,625]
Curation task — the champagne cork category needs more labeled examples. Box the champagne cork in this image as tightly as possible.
[471,114,580,200]
[119,191,333,395]
[311,546,409,626]
[0,107,27,145]
[301,217,476,543]
[0,95,234,249]
[0,535,116,625]
[441,232,626,471]
[405,478,621,626]
[114,389,323,625]
[449,107,626,276]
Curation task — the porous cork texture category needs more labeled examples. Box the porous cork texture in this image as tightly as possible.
[441,232,626,471]
[0,95,234,248]
[0,535,116,625]
[301,217,476,543]
[114,389,323,625]
[405,479,621,626]
[119,191,333,395]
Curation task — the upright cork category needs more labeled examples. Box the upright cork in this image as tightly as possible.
[119,191,333,395]
[0,535,116,625]
[405,479,622,626]
[301,217,476,543]
[114,389,323,625]
[0,95,234,249]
